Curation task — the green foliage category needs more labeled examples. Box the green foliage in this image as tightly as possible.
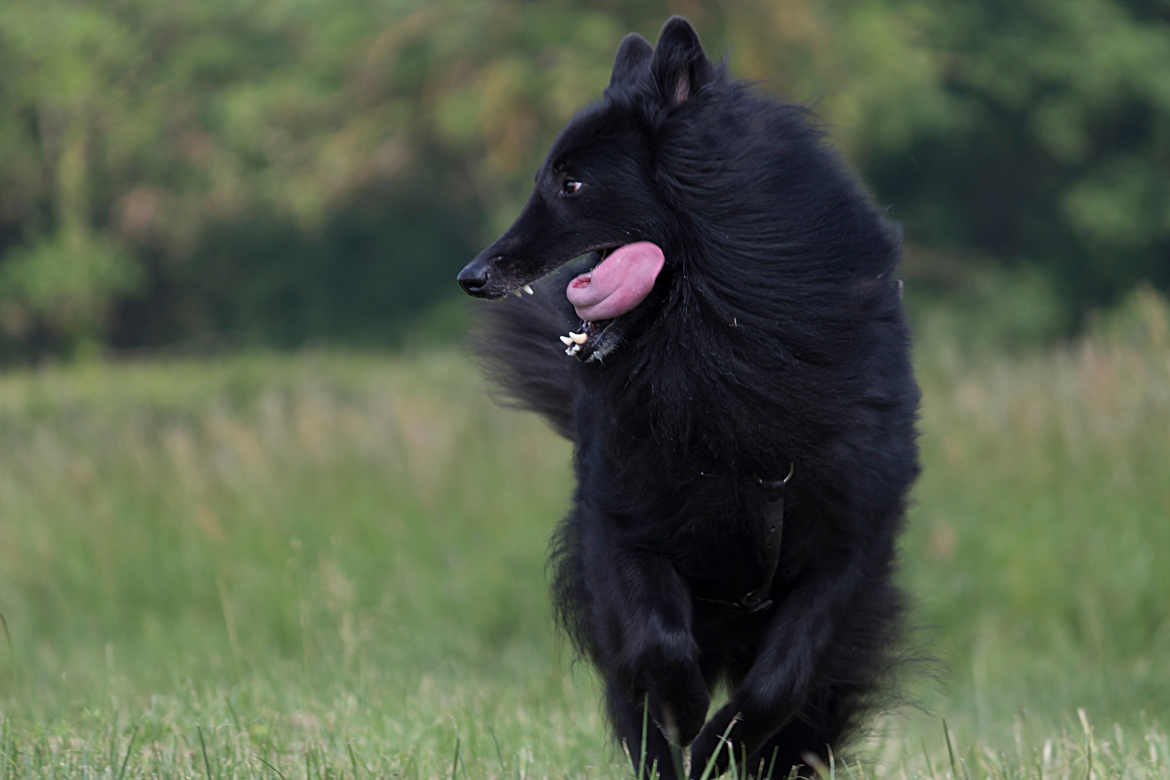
[850,0,1170,310]
[0,0,484,358]
[904,250,1074,354]
[0,1,1166,360]
[0,232,141,355]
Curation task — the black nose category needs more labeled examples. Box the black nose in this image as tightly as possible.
[457,257,492,296]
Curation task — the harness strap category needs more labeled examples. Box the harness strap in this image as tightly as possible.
[697,463,792,615]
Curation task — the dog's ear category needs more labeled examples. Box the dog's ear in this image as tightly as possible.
[650,16,713,107]
[609,33,653,88]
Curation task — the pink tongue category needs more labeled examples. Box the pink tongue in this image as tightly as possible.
[566,242,664,321]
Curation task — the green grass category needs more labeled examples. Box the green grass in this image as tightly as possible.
[1,303,1168,776]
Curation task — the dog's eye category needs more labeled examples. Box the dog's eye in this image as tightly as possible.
[561,178,583,196]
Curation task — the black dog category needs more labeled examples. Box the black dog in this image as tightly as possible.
[457,17,919,779]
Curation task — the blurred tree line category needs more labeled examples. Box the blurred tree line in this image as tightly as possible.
[0,0,1166,361]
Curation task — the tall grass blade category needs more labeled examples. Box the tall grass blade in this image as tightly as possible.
[198,726,214,780]
[697,715,741,780]
[116,725,138,780]
[255,754,287,779]
[347,740,361,779]
[450,735,461,780]
[943,720,959,779]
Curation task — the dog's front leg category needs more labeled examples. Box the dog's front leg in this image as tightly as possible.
[687,549,873,778]
[584,516,709,778]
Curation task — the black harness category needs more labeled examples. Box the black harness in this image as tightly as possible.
[696,463,792,615]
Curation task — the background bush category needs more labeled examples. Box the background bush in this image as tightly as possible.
[0,0,1166,361]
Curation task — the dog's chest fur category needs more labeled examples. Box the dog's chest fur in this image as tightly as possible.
[572,371,791,604]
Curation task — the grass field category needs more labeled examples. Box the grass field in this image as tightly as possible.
[1,296,1168,777]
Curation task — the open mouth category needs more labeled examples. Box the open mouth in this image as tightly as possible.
[504,245,615,298]
[538,242,666,361]
[480,241,664,362]
[503,248,616,361]
[566,240,663,313]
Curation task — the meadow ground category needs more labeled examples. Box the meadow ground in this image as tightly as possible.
[0,296,1168,777]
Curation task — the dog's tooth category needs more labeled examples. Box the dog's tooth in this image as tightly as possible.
[522,284,534,295]
[512,289,523,297]
[568,331,588,344]
[559,335,574,346]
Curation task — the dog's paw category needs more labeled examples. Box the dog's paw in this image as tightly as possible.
[651,660,709,746]
[688,706,743,779]
[624,627,710,746]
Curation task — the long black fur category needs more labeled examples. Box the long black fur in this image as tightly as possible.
[464,18,920,779]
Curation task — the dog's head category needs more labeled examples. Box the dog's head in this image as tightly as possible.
[457,17,716,352]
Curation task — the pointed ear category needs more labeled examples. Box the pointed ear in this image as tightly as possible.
[609,32,653,88]
[650,16,713,107]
